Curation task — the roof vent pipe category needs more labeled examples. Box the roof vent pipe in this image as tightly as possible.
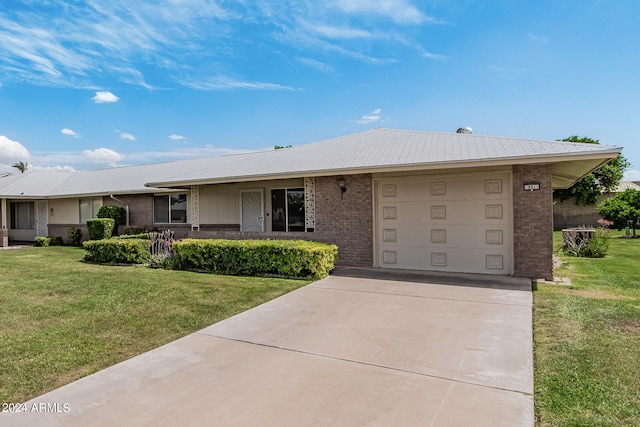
[456,127,473,134]
[109,194,130,227]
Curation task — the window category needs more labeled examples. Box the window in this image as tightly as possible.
[154,194,187,224]
[271,188,305,232]
[10,202,35,230]
[79,198,103,223]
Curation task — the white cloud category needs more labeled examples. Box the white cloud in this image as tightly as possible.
[330,0,430,25]
[83,148,124,164]
[32,164,77,172]
[297,58,335,73]
[528,33,549,43]
[181,76,295,91]
[423,51,448,61]
[0,1,444,90]
[0,135,32,164]
[303,22,374,40]
[120,133,136,141]
[92,91,119,103]
[61,128,80,137]
[169,134,186,141]
[356,108,383,124]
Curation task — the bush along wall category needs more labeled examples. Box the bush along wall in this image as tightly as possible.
[34,236,63,247]
[83,238,150,264]
[171,239,339,279]
[97,205,126,236]
[86,218,115,240]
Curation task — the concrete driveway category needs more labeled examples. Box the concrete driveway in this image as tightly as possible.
[2,268,534,426]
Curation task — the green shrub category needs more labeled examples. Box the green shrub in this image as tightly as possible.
[171,239,338,279]
[34,236,63,247]
[123,226,158,235]
[97,205,126,236]
[67,227,83,246]
[49,236,63,246]
[34,236,50,247]
[86,218,115,240]
[562,227,610,258]
[117,233,150,240]
[83,239,150,264]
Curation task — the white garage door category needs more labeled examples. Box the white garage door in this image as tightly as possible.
[375,172,513,275]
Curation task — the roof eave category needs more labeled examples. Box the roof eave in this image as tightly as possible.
[146,149,622,189]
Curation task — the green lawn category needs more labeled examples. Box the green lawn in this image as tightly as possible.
[0,246,310,403]
[534,231,640,426]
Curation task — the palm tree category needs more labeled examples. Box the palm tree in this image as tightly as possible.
[12,161,28,173]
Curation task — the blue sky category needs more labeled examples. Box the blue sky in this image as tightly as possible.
[1,1,639,179]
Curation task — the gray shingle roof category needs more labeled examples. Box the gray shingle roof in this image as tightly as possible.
[0,128,623,198]
[614,181,640,192]
[148,128,622,187]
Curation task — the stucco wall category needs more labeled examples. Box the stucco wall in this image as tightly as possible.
[512,164,553,280]
[49,199,79,224]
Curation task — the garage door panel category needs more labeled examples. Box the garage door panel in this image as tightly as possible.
[382,225,511,250]
[378,177,510,202]
[380,201,511,225]
[376,172,513,275]
[379,247,512,273]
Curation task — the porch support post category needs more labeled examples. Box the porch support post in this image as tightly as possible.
[190,185,200,231]
[304,177,315,232]
[1,198,8,247]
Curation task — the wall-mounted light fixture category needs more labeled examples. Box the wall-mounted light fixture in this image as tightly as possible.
[49,208,54,217]
[337,176,347,199]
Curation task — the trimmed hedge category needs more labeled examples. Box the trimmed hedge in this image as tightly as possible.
[83,238,150,264]
[86,218,115,240]
[97,205,126,236]
[34,236,63,247]
[123,226,158,235]
[170,239,338,279]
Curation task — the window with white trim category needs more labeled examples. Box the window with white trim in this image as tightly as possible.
[10,201,35,229]
[154,194,187,224]
[79,198,102,223]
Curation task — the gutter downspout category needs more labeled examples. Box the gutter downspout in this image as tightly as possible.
[109,195,129,226]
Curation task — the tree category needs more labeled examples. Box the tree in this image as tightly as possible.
[12,161,28,173]
[597,189,640,236]
[553,136,629,205]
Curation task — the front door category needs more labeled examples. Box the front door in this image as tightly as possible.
[240,190,264,232]
[36,200,48,237]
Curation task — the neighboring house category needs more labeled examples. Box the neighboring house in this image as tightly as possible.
[0,128,622,281]
[553,181,640,229]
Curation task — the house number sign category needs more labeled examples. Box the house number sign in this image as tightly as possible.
[524,182,540,191]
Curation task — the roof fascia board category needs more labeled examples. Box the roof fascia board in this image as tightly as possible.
[147,150,621,188]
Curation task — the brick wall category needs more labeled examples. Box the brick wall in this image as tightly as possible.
[553,194,607,229]
[512,164,553,280]
[314,174,374,266]
[102,194,153,226]
[0,228,8,247]
[190,174,375,267]
[47,224,88,244]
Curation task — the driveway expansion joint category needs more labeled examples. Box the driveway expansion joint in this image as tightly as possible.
[196,331,534,398]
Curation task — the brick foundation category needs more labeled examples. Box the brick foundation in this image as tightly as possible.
[0,228,8,247]
[513,164,553,280]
